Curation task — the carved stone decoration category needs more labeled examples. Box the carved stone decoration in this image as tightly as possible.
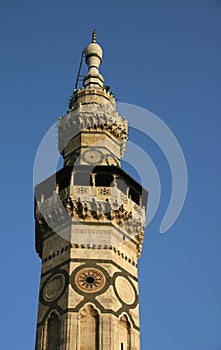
[35,192,72,236]
[105,154,119,166]
[119,314,131,349]
[64,152,80,166]
[115,276,136,305]
[81,149,103,164]
[64,195,145,239]
[42,273,66,302]
[80,304,99,318]
[74,267,106,293]
[79,304,99,350]
[35,185,146,257]
[112,272,138,309]
[58,104,128,159]
[135,230,145,258]
[39,269,69,307]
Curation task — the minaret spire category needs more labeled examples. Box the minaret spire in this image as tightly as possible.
[83,31,104,89]
[92,29,96,43]
[69,31,115,110]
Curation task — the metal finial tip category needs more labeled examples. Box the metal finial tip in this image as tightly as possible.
[92,30,96,43]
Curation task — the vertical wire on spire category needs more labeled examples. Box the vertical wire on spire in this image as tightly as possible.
[92,29,96,43]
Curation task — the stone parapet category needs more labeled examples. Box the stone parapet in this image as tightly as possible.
[69,87,116,110]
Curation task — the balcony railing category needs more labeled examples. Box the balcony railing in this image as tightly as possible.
[37,185,145,224]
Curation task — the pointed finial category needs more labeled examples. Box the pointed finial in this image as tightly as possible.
[92,29,96,43]
[83,30,104,89]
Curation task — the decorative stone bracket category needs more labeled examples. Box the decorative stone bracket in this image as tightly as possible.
[35,186,146,258]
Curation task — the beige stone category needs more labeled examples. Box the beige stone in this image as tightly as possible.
[34,32,147,350]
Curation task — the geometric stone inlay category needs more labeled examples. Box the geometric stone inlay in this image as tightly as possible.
[43,273,65,302]
[115,276,136,305]
[96,285,122,312]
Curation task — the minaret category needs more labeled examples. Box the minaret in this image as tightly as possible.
[35,32,148,350]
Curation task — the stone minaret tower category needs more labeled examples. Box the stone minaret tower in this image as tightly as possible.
[34,32,148,350]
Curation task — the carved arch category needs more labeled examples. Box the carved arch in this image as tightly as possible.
[119,313,131,350]
[43,311,61,350]
[78,304,100,350]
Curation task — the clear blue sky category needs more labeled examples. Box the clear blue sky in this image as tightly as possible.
[1,1,221,349]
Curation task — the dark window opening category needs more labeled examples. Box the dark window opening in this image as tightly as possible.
[47,313,60,350]
[129,187,140,205]
[121,343,124,350]
[59,178,70,192]
[74,173,92,186]
[95,173,113,187]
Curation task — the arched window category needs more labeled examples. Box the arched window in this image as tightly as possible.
[119,314,131,350]
[46,312,60,350]
[79,304,99,350]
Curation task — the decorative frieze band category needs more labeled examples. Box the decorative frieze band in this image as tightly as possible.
[58,105,128,155]
[41,242,138,267]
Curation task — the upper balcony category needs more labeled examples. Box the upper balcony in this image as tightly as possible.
[35,165,148,258]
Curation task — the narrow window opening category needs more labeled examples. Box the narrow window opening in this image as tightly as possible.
[128,187,140,205]
[119,315,130,350]
[46,312,60,350]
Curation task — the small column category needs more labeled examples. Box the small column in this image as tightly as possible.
[91,173,96,187]
[71,171,75,186]
[139,195,142,207]
[60,313,73,350]
[40,193,45,203]
[113,175,117,187]
[112,175,117,197]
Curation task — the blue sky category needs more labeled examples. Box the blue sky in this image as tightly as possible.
[1,0,221,349]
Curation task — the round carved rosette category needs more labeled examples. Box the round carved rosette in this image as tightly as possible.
[82,149,103,165]
[71,266,107,295]
[75,268,106,293]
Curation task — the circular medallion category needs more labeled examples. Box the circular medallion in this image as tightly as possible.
[74,267,106,293]
[115,276,136,306]
[82,150,103,164]
[43,273,66,302]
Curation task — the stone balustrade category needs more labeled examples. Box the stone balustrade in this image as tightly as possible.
[69,185,145,223]
[36,185,146,235]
